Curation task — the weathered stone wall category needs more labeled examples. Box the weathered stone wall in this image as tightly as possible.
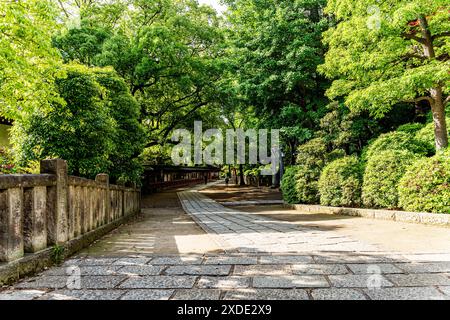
[0,159,141,263]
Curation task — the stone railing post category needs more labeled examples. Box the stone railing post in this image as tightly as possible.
[0,187,24,262]
[23,186,47,252]
[40,159,69,244]
[95,174,110,224]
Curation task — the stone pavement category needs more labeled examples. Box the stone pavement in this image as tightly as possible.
[1,252,450,300]
[178,190,380,253]
[1,185,450,300]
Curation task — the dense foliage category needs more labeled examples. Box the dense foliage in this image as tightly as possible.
[12,66,144,183]
[1,0,449,214]
[318,156,362,207]
[0,0,64,120]
[398,151,450,214]
[415,117,450,153]
[319,0,450,150]
[226,0,332,163]
[54,0,227,155]
[295,138,331,204]
[0,147,17,174]
[95,71,146,184]
[363,131,432,161]
[280,166,300,204]
[362,150,419,209]
[12,66,115,178]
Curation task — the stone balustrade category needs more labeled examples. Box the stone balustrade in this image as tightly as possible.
[0,159,140,263]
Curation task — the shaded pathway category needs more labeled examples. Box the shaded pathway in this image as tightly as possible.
[1,184,450,300]
[178,190,379,253]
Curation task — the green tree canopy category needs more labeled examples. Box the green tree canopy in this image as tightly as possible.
[319,0,450,149]
[53,0,228,157]
[12,65,145,183]
[225,0,332,163]
[0,0,64,120]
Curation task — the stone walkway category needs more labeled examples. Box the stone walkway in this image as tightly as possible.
[178,190,381,253]
[1,186,450,300]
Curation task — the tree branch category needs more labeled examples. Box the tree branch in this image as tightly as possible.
[401,32,426,44]
[444,95,450,106]
[57,0,70,18]
[405,96,434,105]
[432,31,450,41]
[403,53,427,60]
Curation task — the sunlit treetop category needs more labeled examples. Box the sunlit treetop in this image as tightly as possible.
[319,0,450,117]
[0,0,65,120]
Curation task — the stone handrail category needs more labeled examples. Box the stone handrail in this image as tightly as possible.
[0,159,140,262]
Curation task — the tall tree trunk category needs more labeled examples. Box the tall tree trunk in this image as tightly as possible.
[239,164,245,186]
[419,15,448,150]
[430,88,448,150]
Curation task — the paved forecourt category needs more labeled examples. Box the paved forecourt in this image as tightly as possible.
[1,184,449,300]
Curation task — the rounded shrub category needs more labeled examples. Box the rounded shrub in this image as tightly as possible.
[396,123,424,134]
[296,137,328,168]
[281,166,300,204]
[363,131,431,161]
[398,150,450,214]
[295,165,322,204]
[318,156,362,207]
[362,150,419,209]
[294,138,329,204]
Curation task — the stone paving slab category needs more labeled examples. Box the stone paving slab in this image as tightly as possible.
[328,275,394,288]
[79,276,128,289]
[385,274,450,287]
[114,257,152,266]
[364,287,446,300]
[118,265,164,276]
[259,255,314,265]
[253,275,329,288]
[291,264,349,275]
[197,276,250,289]
[204,256,258,265]
[150,256,204,265]
[220,200,285,206]
[0,290,46,300]
[172,289,221,300]
[120,289,174,300]
[313,254,402,264]
[15,276,69,289]
[311,288,366,300]
[394,262,450,274]
[233,265,292,276]
[39,290,125,300]
[75,258,118,266]
[223,289,309,300]
[165,265,231,276]
[346,264,404,274]
[42,266,123,276]
[119,276,197,289]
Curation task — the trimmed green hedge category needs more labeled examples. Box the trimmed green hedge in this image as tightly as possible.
[396,123,424,134]
[295,138,329,204]
[398,150,450,214]
[281,166,300,204]
[318,156,362,207]
[363,131,432,161]
[362,150,419,209]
